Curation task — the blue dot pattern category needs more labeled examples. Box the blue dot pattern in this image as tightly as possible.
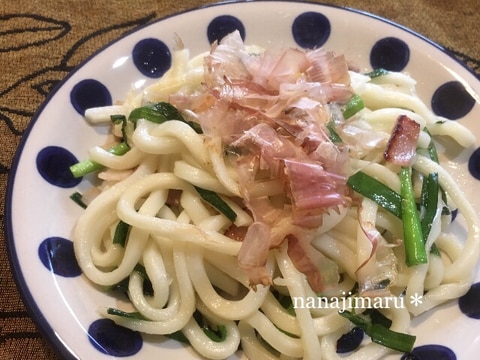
[292,11,331,49]
[336,327,364,353]
[132,38,171,78]
[431,81,476,120]
[36,146,82,188]
[70,79,112,115]
[207,15,246,44]
[38,237,82,277]
[30,9,477,358]
[468,148,480,180]
[458,282,480,319]
[370,37,410,71]
[401,344,456,360]
[88,319,143,356]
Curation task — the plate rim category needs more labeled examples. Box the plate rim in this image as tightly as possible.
[4,1,480,359]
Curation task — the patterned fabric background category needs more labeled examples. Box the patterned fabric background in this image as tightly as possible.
[1,0,479,359]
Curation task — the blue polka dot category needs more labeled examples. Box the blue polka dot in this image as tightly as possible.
[88,319,143,356]
[431,81,475,120]
[450,208,458,222]
[70,79,112,116]
[336,327,363,353]
[468,148,480,181]
[370,37,410,71]
[458,282,480,318]
[36,146,82,188]
[292,11,330,49]
[132,38,171,78]
[207,15,245,44]
[401,345,456,360]
[38,237,82,277]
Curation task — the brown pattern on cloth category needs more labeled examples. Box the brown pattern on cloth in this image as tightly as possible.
[1,0,479,359]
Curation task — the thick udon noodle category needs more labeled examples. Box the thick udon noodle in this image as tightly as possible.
[73,34,480,359]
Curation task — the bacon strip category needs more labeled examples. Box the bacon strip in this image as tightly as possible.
[384,115,420,166]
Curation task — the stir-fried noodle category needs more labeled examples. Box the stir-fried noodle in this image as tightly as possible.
[72,31,480,359]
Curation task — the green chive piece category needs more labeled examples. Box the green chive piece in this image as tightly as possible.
[128,102,203,134]
[364,308,392,329]
[365,68,389,78]
[326,122,342,143]
[112,220,131,247]
[69,142,130,178]
[133,263,149,279]
[69,160,103,178]
[111,114,131,146]
[69,191,87,209]
[107,308,146,320]
[342,94,365,119]
[424,128,450,215]
[400,167,428,266]
[167,331,190,344]
[339,310,416,353]
[193,310,228,342]
[110,114,127,123]
[277,294,296,316]
[420,173,441,256]
[347,171,402,218]
[203,324,227,342]
[194,186,237,222]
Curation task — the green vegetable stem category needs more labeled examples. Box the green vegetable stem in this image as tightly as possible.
[69,141,130,178]
[194,186,237,222]
[346,171,401,218]
[339,310,416,353]
[342,94,365,119]
[400,167,428,266]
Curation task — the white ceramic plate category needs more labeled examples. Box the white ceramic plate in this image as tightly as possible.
[6,1,480,359]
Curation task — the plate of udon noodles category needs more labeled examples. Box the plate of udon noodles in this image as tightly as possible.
[6,1,480,359]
